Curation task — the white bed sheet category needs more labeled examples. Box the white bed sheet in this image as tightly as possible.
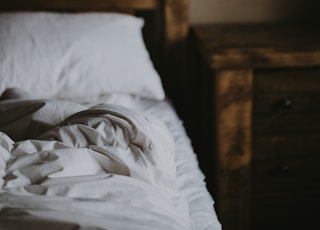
[80,94,222,230]
[0,92,221,230]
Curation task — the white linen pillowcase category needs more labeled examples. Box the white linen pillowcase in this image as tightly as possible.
[0,12,165,100]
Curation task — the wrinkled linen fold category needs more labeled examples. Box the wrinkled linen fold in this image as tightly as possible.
[0,99,191,230]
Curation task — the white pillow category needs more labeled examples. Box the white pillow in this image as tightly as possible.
[0,12,165,100]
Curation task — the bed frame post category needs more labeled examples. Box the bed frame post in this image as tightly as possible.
[163,0,189,48]
[161,0,189,98]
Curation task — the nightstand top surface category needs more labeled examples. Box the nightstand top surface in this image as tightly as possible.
[192,23,320,69]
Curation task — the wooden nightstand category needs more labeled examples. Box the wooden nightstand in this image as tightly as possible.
[190,24,320,230]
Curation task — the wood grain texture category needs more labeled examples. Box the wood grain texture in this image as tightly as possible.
[193,23,320,69]
[164,0,189,48]
[215,70,253,169]
[0,0,158,11]
[253,134,320,159]
[214,70,253,230]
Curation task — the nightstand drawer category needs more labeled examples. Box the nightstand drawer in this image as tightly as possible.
[253,68,320,134]
[251,194,320,229]
[252,157,320,195]
[253,113,320,134]
[252,134,320,159]
[254,68,320,115]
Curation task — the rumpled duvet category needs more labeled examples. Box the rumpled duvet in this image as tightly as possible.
[0,95,192,229]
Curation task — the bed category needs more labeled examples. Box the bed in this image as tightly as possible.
[0,1,221,229]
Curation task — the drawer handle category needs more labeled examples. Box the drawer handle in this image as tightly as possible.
[281,97,292,109]
[280,165,289,173]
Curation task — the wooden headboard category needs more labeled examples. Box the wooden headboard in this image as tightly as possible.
[0,0,189,97]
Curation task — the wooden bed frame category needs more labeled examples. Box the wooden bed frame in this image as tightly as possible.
[0,0,189,98]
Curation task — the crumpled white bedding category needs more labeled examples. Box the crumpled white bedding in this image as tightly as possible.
[0,92,221,230]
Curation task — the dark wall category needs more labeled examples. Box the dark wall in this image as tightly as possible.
[289,0,320,22]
